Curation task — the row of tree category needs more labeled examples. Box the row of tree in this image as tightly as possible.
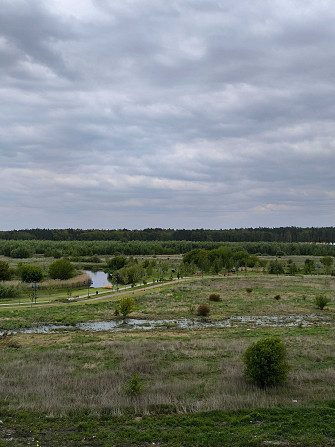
[0,259,75,282]
[1,227,335,243]
[1,240,335,258]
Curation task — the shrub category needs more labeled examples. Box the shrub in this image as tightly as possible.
[0,261,11,281]
[197,304,210,316]
[274,294,281,300]
[0,284,19,299]
[209,293,221,302]
[246,288,253,293]
[125,373,144,396]
[315,295,330,310]
[20,265,43,283]
[243,337,289,387]
[118,296,135,318]
[49,258,75,280]
[10,246,33,258]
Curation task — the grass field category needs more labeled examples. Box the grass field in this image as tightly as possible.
[0,273,334,446]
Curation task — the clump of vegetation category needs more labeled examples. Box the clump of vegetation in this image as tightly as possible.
[20,265,43,283]
[0,261,12,280]
[0,284,20,299]
[125,373,144,396]
[49,258,75,280]
[243,337,289,388]
[274,294,281,300]
[315,295,330,310]
[117,296,135,318]
[197,304,210,316]
[246,288,253,293]
[209,293,221,301]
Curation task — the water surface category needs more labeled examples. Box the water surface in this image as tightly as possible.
[2,314,331,336]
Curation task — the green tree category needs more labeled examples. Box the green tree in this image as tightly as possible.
[287,260,298,275]
[49,258,75,280]
[319,256,333,274]
[10,245,33,258]
[117,296,135,318]
[267,260,285,275]
[243,337,289,387]
[0,261,12,280]
[304,259,316,275]
[107,256,127,271]
[20,265,43,283]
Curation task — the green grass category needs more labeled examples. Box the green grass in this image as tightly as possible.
[0,407,334,446]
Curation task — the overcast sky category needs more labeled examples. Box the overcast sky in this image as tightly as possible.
[1,0,335,230]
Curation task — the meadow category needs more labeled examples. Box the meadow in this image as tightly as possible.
[0,272,334,445]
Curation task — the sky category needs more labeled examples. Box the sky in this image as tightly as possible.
[1,0,335,230]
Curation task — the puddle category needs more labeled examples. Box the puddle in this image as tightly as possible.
[1,314,332,336]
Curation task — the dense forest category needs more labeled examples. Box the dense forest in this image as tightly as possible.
[1,240,335,258]
[1,227,335,243]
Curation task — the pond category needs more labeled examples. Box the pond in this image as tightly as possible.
[2,314,332,336]
[85,270,112,288]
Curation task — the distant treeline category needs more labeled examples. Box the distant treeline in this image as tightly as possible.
[1,240,335,258]
[1,227,335,243]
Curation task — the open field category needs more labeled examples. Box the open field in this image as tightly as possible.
[0,274,334,446]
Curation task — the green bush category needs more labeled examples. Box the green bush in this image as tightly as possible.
[10,246,33,258]
[0,261,12,280]
[197,304,210,316]
[125,373,144,396]
[209,293,221,301]
[118,296,135,318]
[20,265,43,283]
[49,258,75,280]
[315,295,330,310]
[0,284,19,299]
[243,337,289,387]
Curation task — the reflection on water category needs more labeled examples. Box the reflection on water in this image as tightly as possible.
[85,270,112,288]
[2,314,331,335]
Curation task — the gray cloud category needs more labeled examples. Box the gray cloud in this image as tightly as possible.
[1,0,335,229]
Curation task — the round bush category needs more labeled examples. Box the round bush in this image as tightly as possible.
[197,304,210,316]
[20,265,43,283]
[243,337,289,387]
[49,258,75,280]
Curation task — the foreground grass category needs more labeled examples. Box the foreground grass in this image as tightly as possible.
[1,326,335,415]
[0,407,335,446]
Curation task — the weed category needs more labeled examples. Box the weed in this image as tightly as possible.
[125,373,144,396]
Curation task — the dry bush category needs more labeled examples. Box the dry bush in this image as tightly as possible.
[197,304,210,316]
[209,293,221,302]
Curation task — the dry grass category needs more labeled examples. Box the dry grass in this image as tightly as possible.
[0,328,334,416]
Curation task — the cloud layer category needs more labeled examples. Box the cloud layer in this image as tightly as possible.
[1,0,335,229]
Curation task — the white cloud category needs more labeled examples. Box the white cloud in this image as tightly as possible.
[1,0,335,229]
